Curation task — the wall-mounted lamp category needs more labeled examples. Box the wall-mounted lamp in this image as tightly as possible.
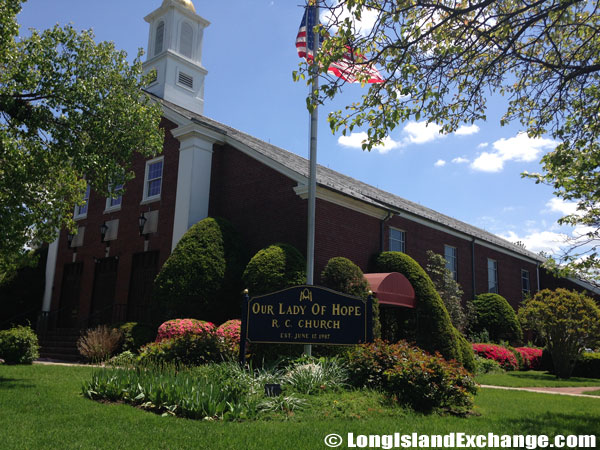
[100,222,109,243]
[67,232,75,249]
[138,213,148,238]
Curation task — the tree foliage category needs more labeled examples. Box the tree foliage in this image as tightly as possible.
[519,288,600,378]
[425,250,468,333]
[0,0,163,281]
[298,0,600,280]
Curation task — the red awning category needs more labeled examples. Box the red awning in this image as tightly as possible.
[364,272,416,308]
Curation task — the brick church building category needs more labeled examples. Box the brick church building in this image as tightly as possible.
[40,0,598,331]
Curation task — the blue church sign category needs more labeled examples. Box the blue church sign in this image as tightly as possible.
[240,285,373,348]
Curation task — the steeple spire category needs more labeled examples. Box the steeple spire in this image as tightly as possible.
[143,0,210,115]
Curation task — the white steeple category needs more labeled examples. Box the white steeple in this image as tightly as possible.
[142,0,210,115]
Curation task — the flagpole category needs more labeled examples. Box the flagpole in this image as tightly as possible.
[305,0,320,357]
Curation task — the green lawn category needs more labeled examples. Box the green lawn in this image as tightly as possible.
[476,370,600,387]
[1,364,599,449]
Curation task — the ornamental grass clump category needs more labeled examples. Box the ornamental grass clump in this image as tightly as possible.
[472,343,518,371]
[283,357,348,394]
[77,325,123,363]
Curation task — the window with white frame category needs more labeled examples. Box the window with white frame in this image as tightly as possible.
[389,228,405,253]
[155,21,165,56]
[444,245,458,280]
[74,183,90,219]
[105,183,123,211]
[521,269,531,297]
[487,259,498,293]
[142,157,163,202]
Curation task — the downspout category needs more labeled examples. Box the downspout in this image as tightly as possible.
[471,237,476,298]
[380,211,394,253]
[536,262,540,292]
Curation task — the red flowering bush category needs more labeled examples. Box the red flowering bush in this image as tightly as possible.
[472,343,518,371]
[514,347,543,371]
[156,319,215,343]
[216,319,241,359]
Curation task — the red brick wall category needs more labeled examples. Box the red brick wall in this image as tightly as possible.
[208,144,307,257]
[49,117,180,322]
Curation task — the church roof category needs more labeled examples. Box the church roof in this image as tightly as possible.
[156,94,544,263]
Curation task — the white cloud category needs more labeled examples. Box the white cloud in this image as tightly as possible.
[322,2,378,37]
[337,131,402,154]
[500,230,567,254]
[477,142,489,148]
[470,152,504,172]
[471,132,557,172]
[403,121,444,144]
[451,156,469,164]
[434,159,446,167]
[455,124,480,136]
[546,198,578,216]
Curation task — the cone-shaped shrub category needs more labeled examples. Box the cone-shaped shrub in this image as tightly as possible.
[242,243,305,296]
[375,251,474,371]
[154,217,246,322]
[471,293,522,345]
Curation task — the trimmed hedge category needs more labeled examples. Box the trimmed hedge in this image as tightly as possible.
[242,243,305,296]
[321,256,381,339]
[572,353,600,378]
[471,293,522,345]
[0,325,39,364]
[375,252,475,371]
[153,217,247,323]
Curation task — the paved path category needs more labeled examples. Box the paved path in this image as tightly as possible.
[481,384,600,399]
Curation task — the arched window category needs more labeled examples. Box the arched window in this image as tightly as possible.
[179,22,193,58]
[155,21,165,56]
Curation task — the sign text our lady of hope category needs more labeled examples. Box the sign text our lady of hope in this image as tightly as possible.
[243,285,373,345]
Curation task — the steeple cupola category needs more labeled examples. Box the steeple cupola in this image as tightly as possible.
[143,0,209,115]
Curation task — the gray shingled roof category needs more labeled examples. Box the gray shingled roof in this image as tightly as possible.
[158,96,543,263]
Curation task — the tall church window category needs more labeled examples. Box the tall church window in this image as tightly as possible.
[180,22,193,58]
[155,21,165,56]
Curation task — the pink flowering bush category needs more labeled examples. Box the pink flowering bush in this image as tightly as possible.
[216,320,241,359]
[472,343,518,371]
[514,347,543,371]
[156,319,215,343]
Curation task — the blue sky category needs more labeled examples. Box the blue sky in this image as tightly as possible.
[17,0,579,257]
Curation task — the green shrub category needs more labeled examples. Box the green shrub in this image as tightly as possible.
[473,355,504,375]
[384,349,477,414]
[138,333,222,366]
[519,288,600,378]
[153,217,247,322]
[107,350,138,367]
[425,250,468,333]
[216,319,241,360]
[77,326,123,362]
[321,256,381,339]
[0,325,39,364]
[344,340,407,389]
[572,352,600,378]
[471,293,522,345]
[115,322,155,353]
[374,252,473,369]
[242,243,306,296]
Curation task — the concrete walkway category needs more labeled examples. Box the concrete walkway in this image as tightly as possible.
[481,384,600,399]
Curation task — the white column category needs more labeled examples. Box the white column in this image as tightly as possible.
[41,237,59,312]
[171,124,217,250]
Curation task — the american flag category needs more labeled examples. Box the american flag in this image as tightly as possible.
[296,4,384,84]
[295,5,321,60]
